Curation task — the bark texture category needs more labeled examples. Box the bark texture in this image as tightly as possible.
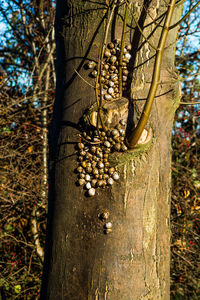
[41,0,182,299]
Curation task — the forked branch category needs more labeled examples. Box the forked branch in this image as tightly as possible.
[127,0,176,148]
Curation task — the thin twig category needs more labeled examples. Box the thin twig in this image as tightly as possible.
[142,5,166,28]
[130,10,157,51]
[180,101,200,105]
[172,249,194,267]
[79,135,102,145]
[172,221,200,238]
[119,1,129,97]
[74,69,95,88]
[0,234,34,247]
[170,0,200,29]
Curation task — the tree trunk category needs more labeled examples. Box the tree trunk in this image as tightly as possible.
[41,0,182,299]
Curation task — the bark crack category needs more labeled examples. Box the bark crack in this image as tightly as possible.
[155,92,162,298]
[141,162,152,298]
[123,160,135,213]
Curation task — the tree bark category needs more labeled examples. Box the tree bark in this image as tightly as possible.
[41,0,182,299]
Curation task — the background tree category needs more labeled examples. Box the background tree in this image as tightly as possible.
[170,1,200,296]
[0,0,55,298]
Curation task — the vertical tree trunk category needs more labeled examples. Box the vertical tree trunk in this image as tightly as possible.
[41,0,182,299]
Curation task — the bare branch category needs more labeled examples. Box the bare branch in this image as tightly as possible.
[170,0,200,29]
[127,0,177,148]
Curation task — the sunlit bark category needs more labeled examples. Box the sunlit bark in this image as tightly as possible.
[41,0,182,298]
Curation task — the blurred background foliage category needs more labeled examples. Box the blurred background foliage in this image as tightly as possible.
[0,0,199,298]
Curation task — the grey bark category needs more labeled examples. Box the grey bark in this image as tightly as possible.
[41,0,182,299]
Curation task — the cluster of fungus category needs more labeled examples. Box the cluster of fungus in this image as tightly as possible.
[88,39,131,101]
[76,120,127,197]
